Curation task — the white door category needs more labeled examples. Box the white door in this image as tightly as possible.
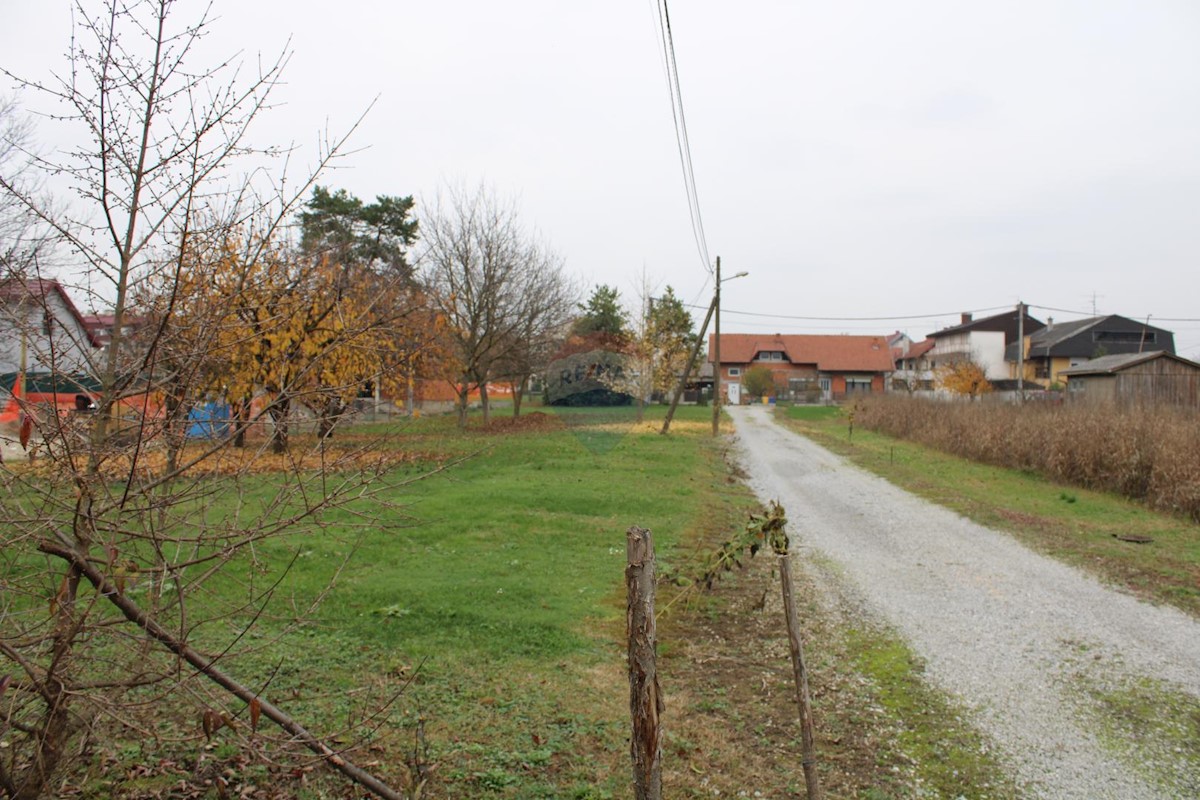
[726,382,741,405]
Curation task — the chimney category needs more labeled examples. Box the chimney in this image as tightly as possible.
[961,312,973,325]
[1047,317,1054,330]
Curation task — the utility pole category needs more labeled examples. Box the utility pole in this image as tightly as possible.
[660,296,715,435]
[1017,301,1025,400]
[712,256,721,437]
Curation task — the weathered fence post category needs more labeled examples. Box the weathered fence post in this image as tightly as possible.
[777,546,823,800]
[626,525,663,800]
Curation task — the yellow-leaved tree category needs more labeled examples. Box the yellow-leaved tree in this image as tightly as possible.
[936,358,992,400]
[163,231,415,453]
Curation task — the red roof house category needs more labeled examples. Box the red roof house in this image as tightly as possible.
[709,333,894,402]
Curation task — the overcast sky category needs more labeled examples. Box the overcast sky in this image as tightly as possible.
[4,1,1199,356]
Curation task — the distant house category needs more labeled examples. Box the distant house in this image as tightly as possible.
[892,337,936,391]
[80,313,118,349]
[1006,315,1175,387]
[927,310,1044,381]
[1,279,102,422]
[1059,351,1200,408]
[1,279,99,375]
[709,333,894,403]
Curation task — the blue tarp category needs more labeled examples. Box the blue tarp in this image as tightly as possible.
[186,402,231,439]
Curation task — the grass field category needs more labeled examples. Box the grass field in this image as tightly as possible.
[781,403,1200,616]
[199,406,752,799]
[6,403,1027,799]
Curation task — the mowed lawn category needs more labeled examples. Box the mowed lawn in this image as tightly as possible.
[178,405,748,799]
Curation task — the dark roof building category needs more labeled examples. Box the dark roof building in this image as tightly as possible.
[1005,315,1175,362]
[1007,314,1177,386]
[927,308,1045,345]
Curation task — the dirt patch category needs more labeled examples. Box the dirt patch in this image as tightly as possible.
[12,441,437,480]
[656,554,917,798]
[995,507,1055,530]
[473,411,567,434]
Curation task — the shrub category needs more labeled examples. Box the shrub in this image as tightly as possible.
[742,366,775,399]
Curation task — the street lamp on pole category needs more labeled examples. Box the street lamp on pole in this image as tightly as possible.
[713,257,750,437]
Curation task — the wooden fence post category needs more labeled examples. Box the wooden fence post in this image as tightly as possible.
[626,525,663,800]
[778,550,823,800]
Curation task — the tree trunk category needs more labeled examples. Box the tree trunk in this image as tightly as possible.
[480,380,490,425]
[455,380,470,429]
[626,526,663,800]
[269,396,290,454]
[316,397,344,440]
[512,375,528,417]
[163,379,187,476]
[233,396,251,448]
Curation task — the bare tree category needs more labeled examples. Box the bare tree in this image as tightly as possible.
[0,97,54,280]
[421,185,576,426]
[492,242,576,416]
[0,3,407,799]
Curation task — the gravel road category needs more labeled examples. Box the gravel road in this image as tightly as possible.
[728,405,1200,799]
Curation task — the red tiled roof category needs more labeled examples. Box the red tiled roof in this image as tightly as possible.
[908,338,935,358]
[709,333,895,372]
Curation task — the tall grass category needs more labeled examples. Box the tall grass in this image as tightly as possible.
[856,396,1200,521]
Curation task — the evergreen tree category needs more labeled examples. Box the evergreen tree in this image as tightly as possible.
[299,186,419,279]
[573,284,629,339]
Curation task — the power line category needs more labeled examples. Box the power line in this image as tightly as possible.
[1028,303,1093,317]
[686,274,713,311]
[1029,304,1200,323]
[652,0,712,275]
[684,303,1013,323]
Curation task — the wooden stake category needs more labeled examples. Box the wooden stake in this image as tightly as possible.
[626,526,663,800]
[778,551,822,800]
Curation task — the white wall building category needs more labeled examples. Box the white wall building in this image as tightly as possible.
[0,279,98,376]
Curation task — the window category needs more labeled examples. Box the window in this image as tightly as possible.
[1094,330,1155,345]
[727,367,741,377]
[788,378,820,401]
[754,351,785,362]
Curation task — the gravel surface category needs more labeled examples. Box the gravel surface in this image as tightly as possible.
[729,405,1200,799]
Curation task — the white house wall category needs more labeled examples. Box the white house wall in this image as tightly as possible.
[931,330,1007,380]
[970,331,1008,379]
[0,292,97,375]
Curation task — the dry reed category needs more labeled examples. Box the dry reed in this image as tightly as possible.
[855,395,1200,521]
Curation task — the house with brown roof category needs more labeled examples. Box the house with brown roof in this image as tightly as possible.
[709,333,894,403]
[892,337,937,391]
